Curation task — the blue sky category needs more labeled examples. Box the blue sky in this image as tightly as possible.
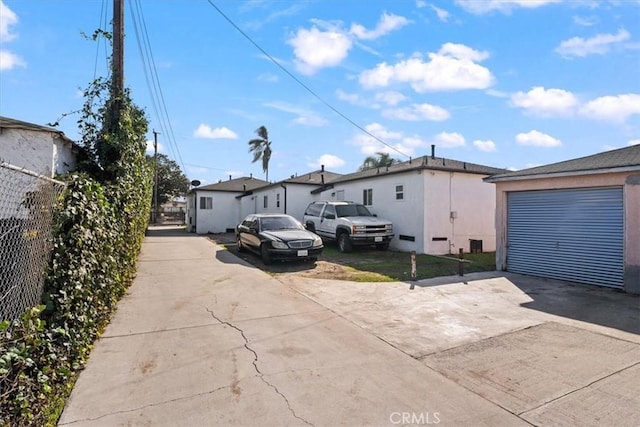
[1,0,639,184]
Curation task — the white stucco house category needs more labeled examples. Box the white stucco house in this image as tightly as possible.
[485,144,640,294]
[238,166,342,221]
[0,116,78,177]
[189,152,505,256]
[186,175,269,233]
[312,152,506,254]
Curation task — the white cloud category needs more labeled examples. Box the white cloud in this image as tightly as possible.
[628,139,640,146]
[336,89,365,105]
[288,26,352,75]
[431,5,451,22]
[473,140,496,152]
[516,130,561,147]
[0,50,26,70]
[416,0,427,8]
[145,139,165,154]
[510,86,578,116]
[348,122,424,157]
[308,154,346,169]
[193,124,239,139]
[257,73,279,83]
[382,103,450,121]
[555,29,630,58]
[433,132,466,148]
[573,15,598,27]
[579,94,640,123]
[374,91,407,106]
[0,1,18,41]
[350,12,410,40]
[456,0,561,14]
[359,43,493,92]
[265,101,328,126]
[292,115,329,126]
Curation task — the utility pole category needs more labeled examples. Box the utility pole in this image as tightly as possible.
[111,0,124,126]
[153,130,160,223]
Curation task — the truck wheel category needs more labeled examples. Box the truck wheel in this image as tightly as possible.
[261,244,272,265]
[338,232,353,253]
[236,235,244,252]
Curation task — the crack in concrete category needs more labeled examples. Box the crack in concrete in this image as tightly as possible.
[58,384,234,425]
[206,306,314,426]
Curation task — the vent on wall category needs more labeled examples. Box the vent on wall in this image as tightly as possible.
[399,235,415,242]
[432,237,448,241]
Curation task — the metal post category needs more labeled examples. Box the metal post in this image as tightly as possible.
[458,248,464,276]
[410,251,417,290]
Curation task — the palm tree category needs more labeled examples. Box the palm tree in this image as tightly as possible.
[248,125,272,181]
[359,152,398,171]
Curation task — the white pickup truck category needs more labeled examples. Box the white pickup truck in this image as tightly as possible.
[302,201,394,252]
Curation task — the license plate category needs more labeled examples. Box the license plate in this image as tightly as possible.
[375,237,383,242]
[297,250,309,256]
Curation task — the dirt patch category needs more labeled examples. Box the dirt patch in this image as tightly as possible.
[207,233,374,281]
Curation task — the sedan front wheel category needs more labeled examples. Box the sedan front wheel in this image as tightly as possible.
[260,244,272,265]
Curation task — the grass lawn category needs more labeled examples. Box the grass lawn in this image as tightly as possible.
[319,245,496,282]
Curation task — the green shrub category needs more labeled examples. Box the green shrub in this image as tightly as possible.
[0,83,152,426]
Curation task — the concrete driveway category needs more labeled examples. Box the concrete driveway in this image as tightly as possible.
[277,272,640,426]
[59,228,640,426]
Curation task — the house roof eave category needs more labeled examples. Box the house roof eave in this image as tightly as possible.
[485,165,640,183]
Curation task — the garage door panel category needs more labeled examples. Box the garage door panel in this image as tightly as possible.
[507,187,623,288]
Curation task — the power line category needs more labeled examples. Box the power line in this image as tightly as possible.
[205,0,411,160]
[129,0,187,173]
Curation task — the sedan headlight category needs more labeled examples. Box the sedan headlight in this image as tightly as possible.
[271,240,288,249]
[312,236,323,247]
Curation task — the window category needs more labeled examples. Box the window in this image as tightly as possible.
[363,188,373,206]
[276,193,280,208]
[322,204,336,219]
[395,185,404,200]
[304,203,323,217]
[336,190,345,201]
[199,197,212,210]
[263,195,268,209]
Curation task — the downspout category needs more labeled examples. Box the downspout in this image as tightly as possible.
[280,183,287,214]
[194,191,198,233]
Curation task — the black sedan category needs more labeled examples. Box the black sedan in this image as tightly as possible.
[236,214,323,264]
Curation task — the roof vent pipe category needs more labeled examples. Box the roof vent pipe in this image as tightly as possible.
[409,156,412,164]
[229,175,232,181]
[431,144,435,159]
[321,164,325,172]
[250,173,252,178]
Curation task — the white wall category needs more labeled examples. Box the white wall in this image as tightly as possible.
[238,184,320,223]
[0,128,76,177]
[0,128,54,176]
[194,190,241,234]
[423,171,496,255]
[318,172,426,252]
[316,170,495,254]
[53,137,77,175]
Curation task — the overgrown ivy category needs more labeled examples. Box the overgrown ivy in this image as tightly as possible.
[0,76,152,425]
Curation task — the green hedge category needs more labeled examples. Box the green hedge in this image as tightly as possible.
[0,88,152,426]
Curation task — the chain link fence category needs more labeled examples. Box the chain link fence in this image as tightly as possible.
[0,162,66,323]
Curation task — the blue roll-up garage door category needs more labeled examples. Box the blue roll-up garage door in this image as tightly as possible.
[507,187,624,288]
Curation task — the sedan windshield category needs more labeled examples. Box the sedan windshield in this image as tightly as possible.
[336,204,373,217]
[260,216,303,231]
